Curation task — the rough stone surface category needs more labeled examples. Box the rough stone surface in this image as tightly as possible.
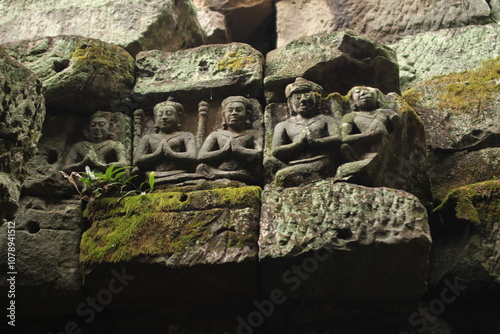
[429,181,500,291]
[4,36,135,115]
[81,182,261,309]
[0,0,205,56]
[264,31,400,102]
[194,0,275,54]
[276,0,493,48]
[134,42,264,107]
[0,197,83,318]
[492,0,500,21]
[195,6,229,44]
[430,148,500,203]
[22,113,132,198]
[259,180,431,301]
[404,57,500,152]
[391,24,500,91]
[0,47,45,220]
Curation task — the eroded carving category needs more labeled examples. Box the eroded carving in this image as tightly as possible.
[196,96,263,184]
[134,100,198,182]
[267,77,341,186]
[338,86,402,177]
[63,111,128,173]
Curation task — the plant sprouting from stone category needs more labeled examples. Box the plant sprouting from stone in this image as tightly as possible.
[60,165,153,202]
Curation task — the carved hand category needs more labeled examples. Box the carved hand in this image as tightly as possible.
[162,140,175,157]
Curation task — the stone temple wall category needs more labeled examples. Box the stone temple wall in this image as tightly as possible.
[0,1,499,333]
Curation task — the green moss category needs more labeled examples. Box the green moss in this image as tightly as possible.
[402,89,422,108]
[433,180,500,226]
[71,38,134,83]
[421,57,500,114]
[80,186,261,264]
[217,50,257,73]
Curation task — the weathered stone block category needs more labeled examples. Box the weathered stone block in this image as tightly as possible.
[81,182,261,309]
[259,180,431,301]
[0,197,83,318]
[4,36,135,115]
[134,42,264,107]
[276,0,492,48]
[194,0,275,54]
[429,180,500,290]
[0,0,205,56]
[0,47,45,219]
[264,31,400,102]
[430,148,500,203]
[404,57,500,152]
[392,24,500,91]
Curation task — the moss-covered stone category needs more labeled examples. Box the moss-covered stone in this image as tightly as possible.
[419,57,500,115]
[71,39,135,83]
[134,42,264,106]
[392,24,500,91]
[433,180,500,226]
[403,56,500,151]
[4,36,135,115]
[81,184,261,265]
[430,180,500,289]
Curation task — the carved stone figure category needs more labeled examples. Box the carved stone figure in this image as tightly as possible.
[134,100,198,181]
[63,111,128,173]
[196,96,263,184]
[268,77,341,186]
[338,86,402,177]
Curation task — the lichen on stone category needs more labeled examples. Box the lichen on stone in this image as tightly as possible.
[71,38,135,83]
[216,49,258,73]
[408,56,500,114]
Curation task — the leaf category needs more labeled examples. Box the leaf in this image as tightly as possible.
[105,165,115,181]
[149,171,155,191]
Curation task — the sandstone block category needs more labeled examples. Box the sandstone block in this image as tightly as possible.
[259,181,431,301]
[81,182,261,309]
[134,42,264,107]
[264,31,400,102]
[0,0,205,56]
[4,36,135,115]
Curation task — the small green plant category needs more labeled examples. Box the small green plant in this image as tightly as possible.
[60,165,154,202]
[118,171,155,202]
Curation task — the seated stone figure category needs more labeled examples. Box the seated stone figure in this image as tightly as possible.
[196,96,262,184]
[268,77,341,186]
[64,111,128,173]
[134,100,198,182]
[338,86,401,177]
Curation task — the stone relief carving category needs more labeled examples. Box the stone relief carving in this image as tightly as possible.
[63,111,129,173]
[337,86,402,178]
[266,77,341,186]
[133,99,198,183]
[196,96,263,184]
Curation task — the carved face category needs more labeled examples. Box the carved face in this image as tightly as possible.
[223,101,247,131]
[154,105,179,133]
[89,117,110,143]
[288,91,319,118]
[350,87,378,111]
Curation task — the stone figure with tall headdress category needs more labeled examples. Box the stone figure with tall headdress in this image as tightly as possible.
[196,96,263,184]
[134,99,198,181]
[267,77,341,186]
